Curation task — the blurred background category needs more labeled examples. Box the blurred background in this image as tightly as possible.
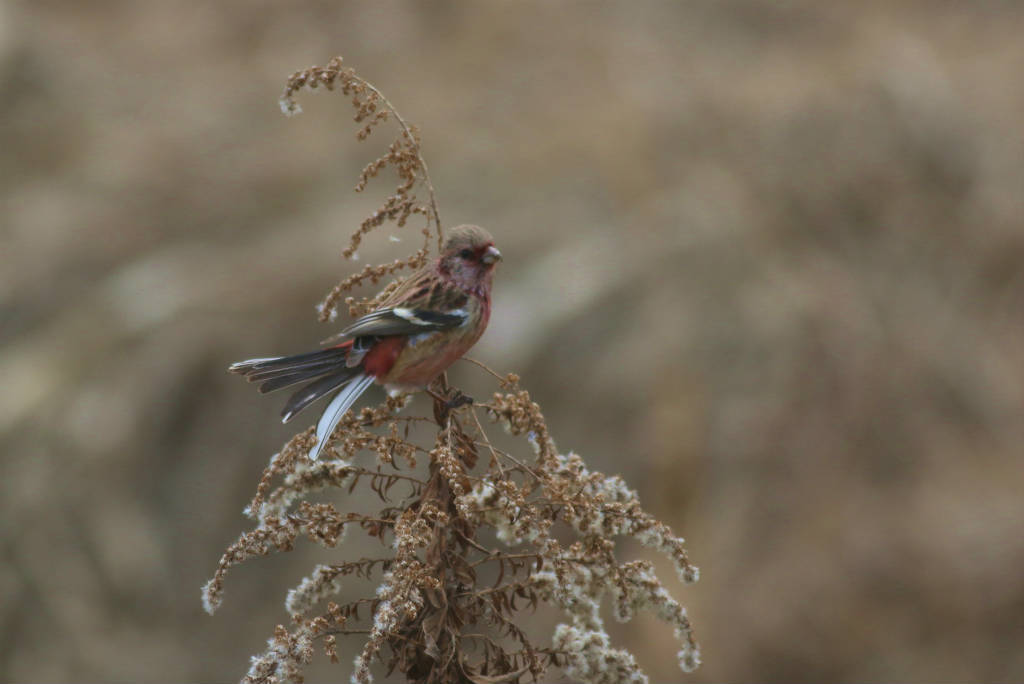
[3,1,1023,681]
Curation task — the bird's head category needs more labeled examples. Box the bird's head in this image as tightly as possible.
[439,224,501,292]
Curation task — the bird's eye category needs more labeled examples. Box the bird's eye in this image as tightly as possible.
[459,248,474,259]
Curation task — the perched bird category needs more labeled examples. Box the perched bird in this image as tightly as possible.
[229,224,501,460]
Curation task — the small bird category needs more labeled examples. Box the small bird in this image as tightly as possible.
[229,224,501,460]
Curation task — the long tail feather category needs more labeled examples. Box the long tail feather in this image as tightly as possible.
[256,365,342,394]
[281,368,361,423]
[229,343,376,459]
[229,345,355,397]
[246,357,346,383]
[229,346,350,380]
[309,373,376,461]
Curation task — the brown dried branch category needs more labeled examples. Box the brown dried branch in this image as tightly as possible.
[207,372,701,683]
[205,57,700,684]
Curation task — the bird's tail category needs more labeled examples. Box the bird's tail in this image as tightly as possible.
[309,373,376,461]
[228,345,352,396]
[229,343,377,457]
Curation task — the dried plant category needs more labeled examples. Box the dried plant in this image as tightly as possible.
[204,56,700,684]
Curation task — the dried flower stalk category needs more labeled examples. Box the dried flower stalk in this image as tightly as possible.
[280,56,443,320]
[205,56,700,684]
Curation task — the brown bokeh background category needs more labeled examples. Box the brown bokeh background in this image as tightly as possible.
[3,1,1023,681]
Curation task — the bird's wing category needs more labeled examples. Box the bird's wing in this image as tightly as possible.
[331,266,472,341]
[338,306,468,339]
[320,267,471,346]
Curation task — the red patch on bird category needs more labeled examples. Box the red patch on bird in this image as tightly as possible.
[363,337,406,378]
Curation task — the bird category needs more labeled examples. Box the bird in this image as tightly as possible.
[229,224,501,461]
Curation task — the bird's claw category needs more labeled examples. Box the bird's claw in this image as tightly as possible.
[429,387,474,425]
[445,390,474,410]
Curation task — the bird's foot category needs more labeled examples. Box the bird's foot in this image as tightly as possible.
[445,389,474,410]
[428,386,474,424]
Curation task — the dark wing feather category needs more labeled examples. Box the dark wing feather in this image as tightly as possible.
[337,307,467,339]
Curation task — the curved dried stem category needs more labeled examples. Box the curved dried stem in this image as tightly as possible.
[279,56,444,320]
[355,79,443,252]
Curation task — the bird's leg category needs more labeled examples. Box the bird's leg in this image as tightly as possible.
[432,373,474,408]
[428,374,474,425]
[427,377,450,425]
[445,390,473,410]
[439,372,474,409]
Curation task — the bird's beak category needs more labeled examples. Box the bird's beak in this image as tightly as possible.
[481,245,502,265]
